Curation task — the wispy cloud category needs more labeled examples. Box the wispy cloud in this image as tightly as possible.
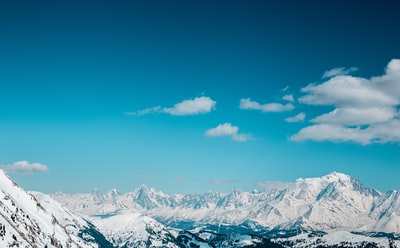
[256,181,297,191]
[126,96,216,116]
[282,94,295,102]
[285,112,305,123]
[205,123,252,142]
[322,66,358,79]
[206,179,241,185]
[290,59,400,144]
[240,98,294,112]
[1,160,48,174]
[125,106,162,116]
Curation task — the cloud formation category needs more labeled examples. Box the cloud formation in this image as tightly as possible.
[240,98,294,112]
[322,66,358,79]
[126,96,216,116]
[291,59,400,144]
[1,160,48,174]
[205,123,251,142]
[285,112,306,123]
[163,96,216,115]
[256,181,298,191]
[282,94,295,102]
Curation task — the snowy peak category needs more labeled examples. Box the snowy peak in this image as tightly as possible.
[216,188,253,208]
[322,172,380,197]
[293,172,379,201]
[134,185,178,210]
[106,188,121,199]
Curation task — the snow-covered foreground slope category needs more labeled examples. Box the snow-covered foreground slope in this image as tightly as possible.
[0,169,111,248]
[91,211,212,248]
[276,231,400,248]
[52,172,400,235]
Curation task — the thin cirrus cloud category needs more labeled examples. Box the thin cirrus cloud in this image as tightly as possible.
[126,96,216,116]
[256,180,298,191]
[204,123,252,142]
[1,160,48,174]
[322,66,358,79]
[290,58,400,144]
[240,98,294,112]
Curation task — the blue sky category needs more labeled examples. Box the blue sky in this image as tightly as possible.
[1,0,400,194]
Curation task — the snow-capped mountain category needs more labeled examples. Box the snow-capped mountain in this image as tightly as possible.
[0,169,111,247]
[52,172,400,236]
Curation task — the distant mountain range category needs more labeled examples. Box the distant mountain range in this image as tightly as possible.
[52,172,400,234]
[2,168,400,247]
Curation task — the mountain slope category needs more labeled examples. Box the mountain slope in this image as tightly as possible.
[91,211,213,248]
[0,169,111,247]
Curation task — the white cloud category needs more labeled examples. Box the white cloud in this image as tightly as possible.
[1,160,48,174]
[290,120,400,145]
[291,59,400,144]
[371,59,400,99]
[311,107,396,126]
[285,112,306,123]
[367,119,400,143]
[282,94,295,102]
[205,123,252,142]
[322,66,358,79]
[125,106,162,116]
[299,76,397,108]
[240,98,294,112]
[290,124,372,144]
[126,96,216,116]
[163,96,216,115]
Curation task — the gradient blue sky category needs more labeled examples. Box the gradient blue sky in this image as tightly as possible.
[1,0,400,194]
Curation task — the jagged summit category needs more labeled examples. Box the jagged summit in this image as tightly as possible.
[106,188,121,198]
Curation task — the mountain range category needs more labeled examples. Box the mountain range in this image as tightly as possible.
[2,168,400,247]
[52,172,400,234]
